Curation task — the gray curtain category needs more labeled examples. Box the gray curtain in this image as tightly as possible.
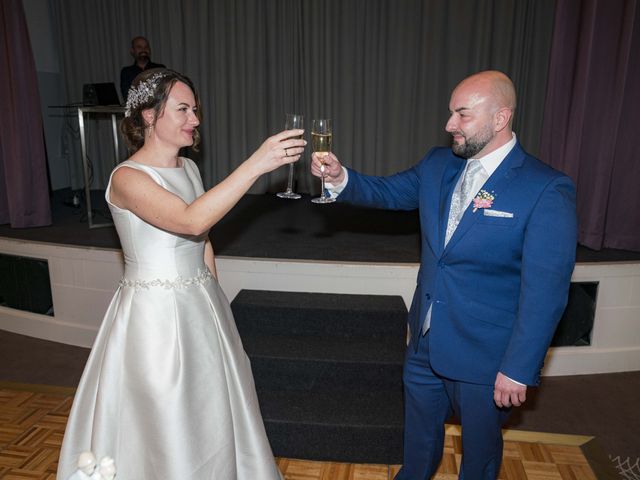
[540,0,640,252]
[53,0,555,194]
[0,0,51,227]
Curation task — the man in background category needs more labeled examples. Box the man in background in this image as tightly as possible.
[119,36,165,100]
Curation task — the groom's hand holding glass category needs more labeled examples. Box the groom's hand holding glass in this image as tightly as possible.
[310,152,345,186]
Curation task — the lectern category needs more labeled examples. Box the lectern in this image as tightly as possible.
[77,106,125,228]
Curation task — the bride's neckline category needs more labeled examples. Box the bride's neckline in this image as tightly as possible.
[129,157,185,170]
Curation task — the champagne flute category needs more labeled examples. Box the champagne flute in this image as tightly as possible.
[276,113,304,199]
[311,118,335,204]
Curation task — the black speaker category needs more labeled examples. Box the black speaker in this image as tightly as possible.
[0,254,54,316]
[551,282,598,347]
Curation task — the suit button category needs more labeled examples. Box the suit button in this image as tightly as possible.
[425,293,431,300]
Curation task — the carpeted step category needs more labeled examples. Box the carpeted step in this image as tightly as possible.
[250,353,403,392]
[244,335,404,391]
[258,389,404,464]
[231,289,408,463]
[232,290,407,339]
[242,334,405,364]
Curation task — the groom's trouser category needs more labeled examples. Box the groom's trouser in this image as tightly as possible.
[394,332,511,480]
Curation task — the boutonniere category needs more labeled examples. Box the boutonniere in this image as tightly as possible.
[472,190,495,212]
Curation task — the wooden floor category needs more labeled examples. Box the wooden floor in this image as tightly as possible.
[276,427,603,480]
[0,383,611,480]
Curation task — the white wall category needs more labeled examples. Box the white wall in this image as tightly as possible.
[1,236,639,376]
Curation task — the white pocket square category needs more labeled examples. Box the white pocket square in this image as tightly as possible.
[483,209,514,218]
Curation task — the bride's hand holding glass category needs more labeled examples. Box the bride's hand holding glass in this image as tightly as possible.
[246,129,306,176]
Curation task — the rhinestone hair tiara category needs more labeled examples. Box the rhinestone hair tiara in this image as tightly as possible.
[124,71,168,117]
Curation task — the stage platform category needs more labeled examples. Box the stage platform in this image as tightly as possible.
[1,190,639,264]
[1,191,640,376]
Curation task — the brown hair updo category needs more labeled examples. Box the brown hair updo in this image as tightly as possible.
[120,68,201,153]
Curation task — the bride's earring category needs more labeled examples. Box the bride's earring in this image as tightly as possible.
[142,111,155,137]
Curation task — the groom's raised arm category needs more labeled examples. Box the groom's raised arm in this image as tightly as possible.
[310,151,422,211]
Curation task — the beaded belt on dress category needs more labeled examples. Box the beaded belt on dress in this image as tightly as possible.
[118,268,212,290]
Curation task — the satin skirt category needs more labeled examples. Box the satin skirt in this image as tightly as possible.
[57,276,282,480]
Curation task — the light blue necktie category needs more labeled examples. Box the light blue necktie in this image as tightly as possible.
[444,159,485,246]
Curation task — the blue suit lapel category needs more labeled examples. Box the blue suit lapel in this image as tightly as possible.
[443,143,525,253]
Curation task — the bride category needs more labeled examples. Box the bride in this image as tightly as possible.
[57,68,305,479]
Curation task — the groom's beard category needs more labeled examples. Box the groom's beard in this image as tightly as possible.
[451,125,494,159]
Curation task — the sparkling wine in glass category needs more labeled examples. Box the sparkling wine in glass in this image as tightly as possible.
[276,113,304,199]
[311,118,335,204]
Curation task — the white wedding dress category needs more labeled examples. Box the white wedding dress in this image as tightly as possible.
[57,158,282,480]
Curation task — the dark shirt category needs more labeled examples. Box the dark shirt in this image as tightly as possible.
[120,61,166,100]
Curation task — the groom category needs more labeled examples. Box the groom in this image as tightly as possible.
[311,70,577,479]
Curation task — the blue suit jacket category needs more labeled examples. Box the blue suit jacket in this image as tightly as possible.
[338,142,577,386]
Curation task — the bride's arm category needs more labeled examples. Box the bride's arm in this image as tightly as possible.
[110,129,305,236]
